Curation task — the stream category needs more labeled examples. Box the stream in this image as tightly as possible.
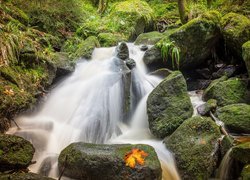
[7,43,205,180]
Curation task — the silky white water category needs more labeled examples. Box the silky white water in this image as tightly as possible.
[8,43,180,179]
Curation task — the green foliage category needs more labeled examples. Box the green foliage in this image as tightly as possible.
[156,40,180,69]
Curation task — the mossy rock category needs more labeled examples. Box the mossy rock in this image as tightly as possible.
[221,13,250,59]
[216,104,250,134]
[147,71,193,138]
[231,142,250,164]
[98,33,125,47]
[203,76,249,106]
[241,164,250,180]
[164,116,221,180]
[197,99,217,116]
[0,134,35,171]
[144,11,221,70]
[242,41,250,76]
[134,31,164,45]
[0,172,54,180]
[220,135,234,157]
[74,36,100,59]
[58,143,161,180]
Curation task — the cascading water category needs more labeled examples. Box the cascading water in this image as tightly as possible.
[8,43,180,179]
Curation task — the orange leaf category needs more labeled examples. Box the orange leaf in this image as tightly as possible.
[124,148,148,168]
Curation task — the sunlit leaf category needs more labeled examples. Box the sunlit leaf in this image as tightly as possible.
[124,148,148,168]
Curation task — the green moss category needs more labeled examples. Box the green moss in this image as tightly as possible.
[221,12,250,58]
[164,116,221,179]
[135,31,164,45]
[241,164,250,180]
[242,41,250,76]
[231,142,250,164]
[203,77,248,106]
[216,104,250,134]
[98,33,125,47]
[147,71,193,138]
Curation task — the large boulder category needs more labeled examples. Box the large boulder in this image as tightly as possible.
[0,134,35,171]
[231,142,250,164]
[147,71,193,138]
[164,116,221,180]
[242,41,250,76]
[143,11,221,70]
[58,143,162,180]
[98,33,126,47]
[203,76,249,106]
[216,104,250,134]
[0,172,54,180]
[134,31,164,45]
[221,13,250,59]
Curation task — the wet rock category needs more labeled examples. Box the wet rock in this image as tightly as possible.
[143,46,162,71]
[0,172,54,180]
[241,164,250,180]
[187,79,211,91]
[197,99,217,116]
[203,76,249,106]
[242,41,250,76]
[58,143,162,180]
[221,13,250,59]
[0,134,35,171]
[116,42,129,60]
[147,71,193,138]
[196,68,212,79]
[149,68,172,78]
[125,58,136,69]
[140,45,148,51]
[216,104,250,134]
[212,65,237,79]
[134,31,164,45]
[231,142,250,164]
[220,135,234,157]
[164,116,221,180]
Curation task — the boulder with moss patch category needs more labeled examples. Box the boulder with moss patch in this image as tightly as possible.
[98,33,125,47]
[221,13,250,59]
[241,164,250,180]
[216,104,250,134]
[143,11,221,70]
[242,41,250,76]
[203,76,249,106]
[147,71,193,138]
[58,143,161,180]
[134,31,164,45]
[0,134,35,171]
[231,142,250,164]
[164,116,221,180]
[197,99,217,116]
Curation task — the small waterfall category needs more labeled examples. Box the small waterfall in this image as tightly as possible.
[8,43,180,179]
[217,148,234,180]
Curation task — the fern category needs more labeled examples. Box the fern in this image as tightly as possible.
[156,40,181,69]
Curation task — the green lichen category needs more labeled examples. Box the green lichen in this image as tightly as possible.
[242,41,250,76]
[241,164,250,180]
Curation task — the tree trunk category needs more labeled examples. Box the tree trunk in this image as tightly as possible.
[97,0,108,14]
[178,0,188,24]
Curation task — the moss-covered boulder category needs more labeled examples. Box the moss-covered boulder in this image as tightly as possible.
[231,142,250,164]
[197,99,217,116]
[134,31,164,45]
[98,33,125,47]
[147,71,193,138]
[203,76,249,106]
[216,104,250,134]
[243,41,250,76]
[221,13,250,59]
[241,164,250,180]
[58,143,161,180]
[0,172,54,180]
[0,134,35,171]
[143,11,221,70]
[220,135,234,157]
[74,36,100,59]
[164,116,221,180]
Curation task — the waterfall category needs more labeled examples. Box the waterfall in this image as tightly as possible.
[217,148,234,179]
[8,43,180,179]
